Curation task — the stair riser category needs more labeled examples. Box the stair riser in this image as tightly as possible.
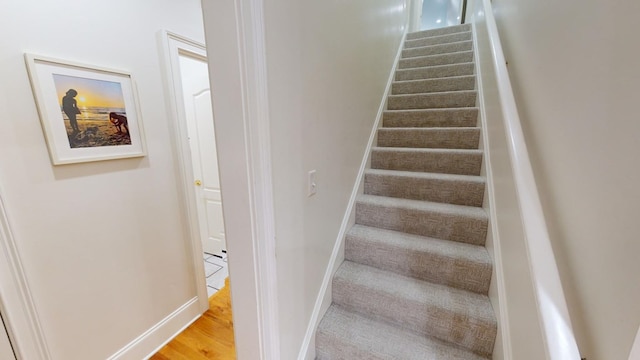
[377,128,480,149]
[317,305,488,360]
[345,234,491,293]
[383,109,478,128]
[396,63,475,81]
[332,276,495,356]
[402,41,473,59]
[392,76,476,95]
[371,149,482,175]
[405,31,472,48]
[364,172,485,206]
[407,24,471,40]
[355,201,488,245]
[316,337,383,360]
[399,51,473,69]
[388,92,476,110]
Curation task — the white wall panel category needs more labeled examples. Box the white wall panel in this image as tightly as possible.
[262,1,407,358]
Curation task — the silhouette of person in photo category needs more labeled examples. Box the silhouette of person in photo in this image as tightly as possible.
[62,89,81,133]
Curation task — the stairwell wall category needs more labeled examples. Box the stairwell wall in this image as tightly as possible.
[0,1,205,359]
[261,1,409,358]
[488,1,640,359]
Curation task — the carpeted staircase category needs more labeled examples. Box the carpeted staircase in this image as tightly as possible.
[315,24,497,359]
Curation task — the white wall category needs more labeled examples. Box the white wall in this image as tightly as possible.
[0,1,205,359]
[262,1,407,358]
[489,0,640,359]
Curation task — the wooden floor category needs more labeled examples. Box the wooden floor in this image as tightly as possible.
[150,279,236,359]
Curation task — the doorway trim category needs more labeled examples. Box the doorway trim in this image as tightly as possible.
[159,31,211,312]
[200,0,281,358]
[0,193,52,360]
[160,17,281,359]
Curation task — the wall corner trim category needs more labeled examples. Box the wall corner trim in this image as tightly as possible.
[295,28,409,360]
[479,0,581,358]
[0,193,52,360]
[235,0,282,358]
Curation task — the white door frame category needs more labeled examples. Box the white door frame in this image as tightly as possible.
[159,32,212,312]
[160,10,281,358]
[0,193,52,360]
[200,0,281,358]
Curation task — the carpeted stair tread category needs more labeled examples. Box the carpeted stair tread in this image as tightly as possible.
[402,40,473,59]
[377,127,480,149]
[396,62,475,81]
[345,225,492,293]
[392,75,476,94]
[404,31,472,48]
[363,168,485,206]
[355,194,488,245]
[388,91,477,110]
[315,24,496,359]
[406,23,472,40]
[332,261,497,356]
[370,147,483,175]
[399,51,474,69]
[316,305,488,360]
[383,108,478,128]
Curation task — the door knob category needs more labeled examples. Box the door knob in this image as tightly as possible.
[195,179,202,186]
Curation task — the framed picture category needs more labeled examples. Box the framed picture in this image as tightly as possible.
[24,54,146,165]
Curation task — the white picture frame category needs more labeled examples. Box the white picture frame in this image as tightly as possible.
[24,54,146,165]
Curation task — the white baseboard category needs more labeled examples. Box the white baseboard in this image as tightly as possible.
[107,297,201,360]
[296,30,408,360]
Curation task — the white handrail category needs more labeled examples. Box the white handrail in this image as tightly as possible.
[481,0,582,359]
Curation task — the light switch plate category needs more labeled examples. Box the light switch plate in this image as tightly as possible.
[308,170,317,197]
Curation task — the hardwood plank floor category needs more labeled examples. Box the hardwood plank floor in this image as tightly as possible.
[151,279,236,359]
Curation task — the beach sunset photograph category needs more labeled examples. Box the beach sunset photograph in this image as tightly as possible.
[52,73,132,148]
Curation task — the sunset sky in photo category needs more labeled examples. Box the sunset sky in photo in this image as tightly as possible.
[53,74,125,109]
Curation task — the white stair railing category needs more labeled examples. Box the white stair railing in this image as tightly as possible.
[481,0,582,358]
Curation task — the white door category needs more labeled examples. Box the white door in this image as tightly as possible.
[0,313,15,360]
[179,54,227,256]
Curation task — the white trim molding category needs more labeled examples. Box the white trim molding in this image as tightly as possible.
[107,297,201,360]
[470,21,513,359]
[0,193,51,360]
[201,0,281,358]
[111,298,201,360]
[235,0,282,358]
[480,0,581,358]
[157,30,211,314]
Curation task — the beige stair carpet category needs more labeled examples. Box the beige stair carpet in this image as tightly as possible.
[315,23,498,360]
